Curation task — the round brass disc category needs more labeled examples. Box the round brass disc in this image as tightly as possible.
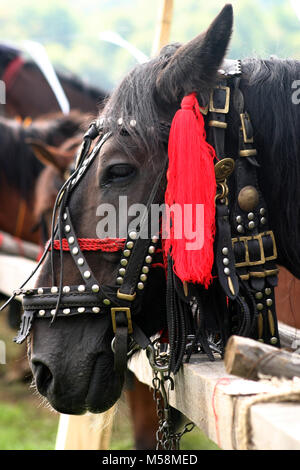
[214,158,235,183]
[238,185,259,212]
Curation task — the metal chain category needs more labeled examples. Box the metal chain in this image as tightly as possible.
[148,340,196,450]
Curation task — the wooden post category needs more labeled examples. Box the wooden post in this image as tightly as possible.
[224,335,300,380]
[0,231,40,261]
[152,0,174,56]
[128,346,300,450]
[55,408,115,450]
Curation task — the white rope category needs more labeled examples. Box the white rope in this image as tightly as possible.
[237,377,300,450]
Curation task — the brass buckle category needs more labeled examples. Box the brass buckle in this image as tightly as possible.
[239,149,257,157]
[232,231,277,268]
[117,289,136,301]
[240,113,254,144]
[111,307,133,334]
[208,120,228,129]
[209,86,230,114]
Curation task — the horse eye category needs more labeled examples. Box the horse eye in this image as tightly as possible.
[101,163,137,186]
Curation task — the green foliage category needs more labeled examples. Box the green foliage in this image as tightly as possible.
[2,0,300,91]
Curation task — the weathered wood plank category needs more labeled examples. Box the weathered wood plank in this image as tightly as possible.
[251,403,300,450]
[55,410,115,450]
[278,321,300,350]
[0,254,39,298]
[0,231,40,260]
[224,335,300,380]
[1,254,300,450]
[128,349,300,450]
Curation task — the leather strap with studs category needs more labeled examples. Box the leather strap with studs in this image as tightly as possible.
[230,79,280,346]
[117,161,167,303]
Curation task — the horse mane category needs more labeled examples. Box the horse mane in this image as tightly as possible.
[240,57,300,276]
[55,68,108,104]
[0,111,87,201]
[101,44,181,161]
[28,110,89,145]
[23,61,108,107]
[0,43,20,75]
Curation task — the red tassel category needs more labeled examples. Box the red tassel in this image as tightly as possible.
[164,93,216,288]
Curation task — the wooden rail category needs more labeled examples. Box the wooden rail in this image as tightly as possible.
[1,253,300,450]
[128,347,300,450]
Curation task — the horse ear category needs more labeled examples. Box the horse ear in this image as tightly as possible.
[156,4,233,104]
[27,139,74,172]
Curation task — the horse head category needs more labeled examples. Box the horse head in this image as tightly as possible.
[24,5,234,414]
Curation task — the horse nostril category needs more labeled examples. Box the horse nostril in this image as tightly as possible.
[31,360,53,396]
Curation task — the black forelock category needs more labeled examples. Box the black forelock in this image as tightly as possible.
[100,45,184,160]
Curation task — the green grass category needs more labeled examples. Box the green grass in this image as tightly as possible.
[0,380,219,450]
[0,311,60,450]
[0,400,58,450]
[180,428,219,450]
[110,398,219,450]
[0,380,219,451]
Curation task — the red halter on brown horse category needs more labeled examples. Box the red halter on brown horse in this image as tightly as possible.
[0,43,108,119]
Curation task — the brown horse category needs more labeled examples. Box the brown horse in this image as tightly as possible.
[0,43,108,118]
[276,268,300,329]
[0,112,89,245]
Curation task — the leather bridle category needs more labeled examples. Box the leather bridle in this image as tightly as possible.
[14,124,168,375]
[5,58,281,379]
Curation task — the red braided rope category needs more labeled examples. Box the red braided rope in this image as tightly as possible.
[51,238,126,252]
[50,238,165,270]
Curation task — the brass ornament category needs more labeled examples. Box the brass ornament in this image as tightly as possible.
[268,309,275,336]
[183,281,189,297]
[238,185,259,211]
[258,313,263,339]
[214,158,235,183]
[227,276,235,296]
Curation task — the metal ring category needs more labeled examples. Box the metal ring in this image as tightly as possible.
[215,182,229,201]
[111,336,140,357]
[146,344,170,372]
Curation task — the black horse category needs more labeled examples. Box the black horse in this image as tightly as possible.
[18,5,300,417]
